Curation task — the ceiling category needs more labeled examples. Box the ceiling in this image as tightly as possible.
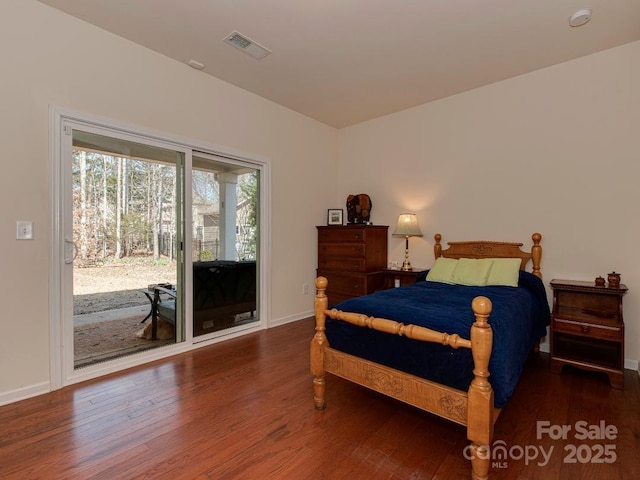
[38,1,640,128]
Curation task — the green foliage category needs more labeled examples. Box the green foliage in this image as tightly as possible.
[239,172,257,229]
[237,171,258,260]
[199,250,213,261]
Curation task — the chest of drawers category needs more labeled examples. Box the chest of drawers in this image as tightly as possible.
[317,225,388,305]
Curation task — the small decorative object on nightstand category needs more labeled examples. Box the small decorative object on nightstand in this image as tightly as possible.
[550,279,627,389]
[607,271,621,288]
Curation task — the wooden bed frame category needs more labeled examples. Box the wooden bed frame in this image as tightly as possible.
[311,232,542,480]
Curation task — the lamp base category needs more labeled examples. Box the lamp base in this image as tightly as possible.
[401,247,413,271]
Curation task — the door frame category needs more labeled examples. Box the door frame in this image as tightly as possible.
[49,106,271,390]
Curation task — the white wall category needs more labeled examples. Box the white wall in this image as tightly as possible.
[0,1,337,397]
[337,41,640,365]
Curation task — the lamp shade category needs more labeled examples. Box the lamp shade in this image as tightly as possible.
[392,213,423,237]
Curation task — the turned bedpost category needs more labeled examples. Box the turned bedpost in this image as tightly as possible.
[467,296,494,480]
[531,233,542,279]
[434,233,442,259]
[311,276,329,410]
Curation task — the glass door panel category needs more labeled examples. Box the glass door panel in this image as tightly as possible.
[191,154,259,337]
[71,130,184,368]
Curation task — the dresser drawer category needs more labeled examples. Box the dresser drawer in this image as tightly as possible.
[553,318,622,341]
[318,228,366,243]
[318,272,367,296]
[319,243,365,258]
[318,255,367,272]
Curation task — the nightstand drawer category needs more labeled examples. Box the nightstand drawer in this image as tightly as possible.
[380,269,424,289]
[318,255,367,272]
[553,318,622,341]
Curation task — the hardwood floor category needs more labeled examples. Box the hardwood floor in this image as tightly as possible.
[0,317,638,479]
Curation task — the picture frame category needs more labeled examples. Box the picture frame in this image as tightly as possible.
[327,209,343,225]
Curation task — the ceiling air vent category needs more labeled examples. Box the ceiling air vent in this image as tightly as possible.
[224,31,272,60]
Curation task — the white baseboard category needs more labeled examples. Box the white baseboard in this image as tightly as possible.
[0,381,50,407]
[269,310,313,328]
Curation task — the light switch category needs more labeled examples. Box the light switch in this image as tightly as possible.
[17,221,33,240]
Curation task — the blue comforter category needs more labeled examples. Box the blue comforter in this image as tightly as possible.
[325,271,550,408]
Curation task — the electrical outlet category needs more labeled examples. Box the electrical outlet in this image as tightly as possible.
[302,283,309,295]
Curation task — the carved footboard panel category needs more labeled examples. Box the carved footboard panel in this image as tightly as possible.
[324,347,469,425]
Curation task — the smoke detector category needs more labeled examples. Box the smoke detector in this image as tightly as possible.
[224,31,272,60]
[569,9,592,27]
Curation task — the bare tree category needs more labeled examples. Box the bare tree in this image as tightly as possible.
[71,148,180,264]
[78,150,88,261]
[115,157,123,259]
[152,164,163,261]
[102,155,108,258]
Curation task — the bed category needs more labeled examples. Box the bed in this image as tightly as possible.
[310,233,549,480]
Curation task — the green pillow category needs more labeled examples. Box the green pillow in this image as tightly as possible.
[451,258,494,286]
[486,258,521,287]
[425,257,458,284]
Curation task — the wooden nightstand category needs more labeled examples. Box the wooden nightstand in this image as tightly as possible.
[380,269,425,289]
[550,279,627,389]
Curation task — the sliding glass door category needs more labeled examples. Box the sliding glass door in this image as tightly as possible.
[191,153,259,340]
[52,108,267,387]
[69,129,185,369]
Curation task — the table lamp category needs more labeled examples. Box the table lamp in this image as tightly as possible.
[392,213,423,271]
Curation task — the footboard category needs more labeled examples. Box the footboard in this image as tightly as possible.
[310,276,496,480]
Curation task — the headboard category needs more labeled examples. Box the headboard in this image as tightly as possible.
[434,232,542,278]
